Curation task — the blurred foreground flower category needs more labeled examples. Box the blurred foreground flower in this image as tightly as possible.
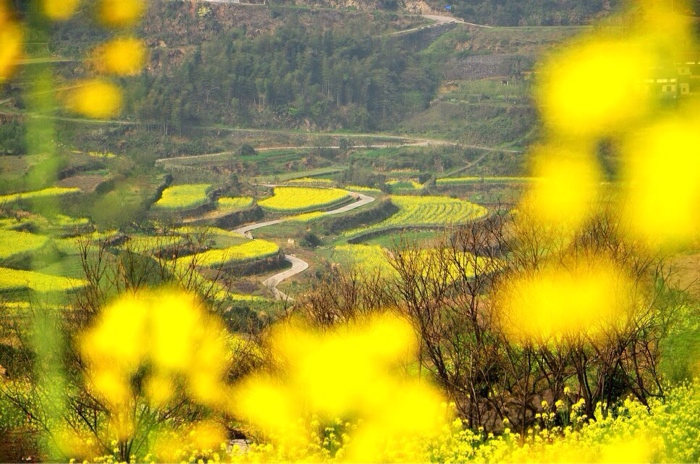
[0,4,22,82]
[42,0,81,21]
[232,313,449,462]
[79,288,231,443]
[93,37,147,76]
[66,79,122,118]
[98,0,145,27]
[496,255,638,345]
[621,113,700,247]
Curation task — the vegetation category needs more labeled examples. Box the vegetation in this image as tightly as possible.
[258,187,351,213]
[152,184,212,211]
[344,195,488,237]
[0,267,86,293]
[217,196,254,211]
[1,0,700,462]
[176,239,280,268]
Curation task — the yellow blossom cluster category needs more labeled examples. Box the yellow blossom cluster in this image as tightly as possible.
[231,313,450,462]
[495,254,638,345]
[0,0,22,82]
[78,289,231,445]
[525,0,700,248]
[500,0,700,345]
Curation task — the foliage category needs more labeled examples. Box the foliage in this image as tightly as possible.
[258,187,350,213]
[152,184,211,211]
[286,211,326,223]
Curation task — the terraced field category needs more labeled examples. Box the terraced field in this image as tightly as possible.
[258,187,351,213]
[175,239,280,268]
[0,186,81,204]
[332,244,397,276]
[345,195,488,238]
[0,229,50,260]
[217,196,254,210]
[0,267,87,293]
[436,176,535,186]
[152,184,211,211]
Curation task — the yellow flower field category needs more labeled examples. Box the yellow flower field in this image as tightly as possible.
[345,196,488,237]
[217,196,254,210]
[152,184,211,211]
[0,267,87,293]
[286,211,326,222]
[0,186,80,204]
[333,244,396,275]
[176,239,279,268]
[258,186,351,213]
[0,229,50,260]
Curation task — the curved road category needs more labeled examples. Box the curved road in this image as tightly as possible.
[233,192,375,300]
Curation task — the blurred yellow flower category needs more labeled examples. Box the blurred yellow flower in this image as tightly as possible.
[42,0,81,20]
[0,21,22,82]
[536,38,652,138]
[78,288,233,436]
[621,114,700,248]
[520,143,601,234]
[94,37,147,76]
[98,0,145,27]
[496,256,637,345]
[232,313,449,462]
[67,79,122,118]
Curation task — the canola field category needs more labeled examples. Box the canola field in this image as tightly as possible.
[332,244,397,275]
[0,186,81,204]
[0,267,87,293]
[345,195,488,237]
[0,229,50,260]
[176,239,279,268]
[258,187,351,213]
[152,184,211,211]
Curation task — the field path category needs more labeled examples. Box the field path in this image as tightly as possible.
[262,255,309,302]
[233,191,375,300]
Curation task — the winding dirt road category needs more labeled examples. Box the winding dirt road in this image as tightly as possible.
[233,191,375,300]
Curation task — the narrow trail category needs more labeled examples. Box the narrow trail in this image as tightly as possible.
[232,192,375,301]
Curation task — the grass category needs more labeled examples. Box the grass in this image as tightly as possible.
[153,184,211,211]
[217,196,254,210]
[258,187,351,213]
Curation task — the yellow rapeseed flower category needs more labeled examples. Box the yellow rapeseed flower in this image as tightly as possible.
[496,256,637,345]
[67,79,122,118]
[42,0,81,20]
[621,114,700,248]
[536,38,652,138]
[231,313,449,462]
[0,20,22,82]
[519,143,601,234]
[94,37,146,76]
[98,0,145,27]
